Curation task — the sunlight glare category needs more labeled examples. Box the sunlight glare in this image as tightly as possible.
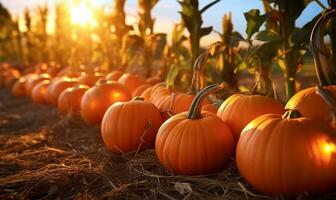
[70,2,96,27]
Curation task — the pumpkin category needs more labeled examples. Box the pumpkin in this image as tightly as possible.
[12,78,27,97]
[156,84,234,175]
[140,86,153,101]
[47,77,78,105]
[146,76,161,85]
[77,72,104,87]
[58,84,90,114]
[106,70,123,81]
[236,108,336,194]
[202,103,218,114]
[118,73,146,93]
[217,94,284,143]
[285,10,336,121]
[31,80,51,104]
[132,84,151,97]
[81,81,132,125]
[101,97,163,153]
[25,73,51,96]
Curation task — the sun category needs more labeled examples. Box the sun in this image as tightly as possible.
[69,2,96,27]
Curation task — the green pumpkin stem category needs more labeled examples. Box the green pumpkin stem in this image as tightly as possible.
[282,109,303,119]
[316,86,336,128]
[310,9,336,86]
[187,83,226,119]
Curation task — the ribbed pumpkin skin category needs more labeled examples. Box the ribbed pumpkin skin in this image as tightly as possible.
[102,100,163,153]
[25,74,51,96]
[81,81,132,125]
[78,73,104,87]
[106,70,123,81]
[156,112,234,175]
[285,86,336,121]
[58,85,90,114]
[237,114,336,194]
[202,104,218,113]
[132,84,151,97]
[140,86,154,101]
[217,94,284,143]
[118,73,146,93]
[31,80,50,104]
[12,78,26,97]
[47,78,78,105]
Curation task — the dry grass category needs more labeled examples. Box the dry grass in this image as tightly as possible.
[0,87,335,200]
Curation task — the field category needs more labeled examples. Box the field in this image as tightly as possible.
[0,72,334,200]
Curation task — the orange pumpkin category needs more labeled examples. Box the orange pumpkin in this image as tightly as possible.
[217,94,284,143]
[77,72,104,87]
[101,97,163,153]
[58,84,90,114]
[12,78,27,97]
[132,84,151,97]
[146,76,161,85]
[236,109,336,194]
[140,86,154,101]
[202,103,218,113]
[25,73,51,96]
[106,70,123,81]
[118,73,146,93]
[47,77,78,105]
[31,80,51,104]
[81,81,132,125]
[156,84,234,175]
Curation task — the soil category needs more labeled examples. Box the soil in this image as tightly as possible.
[0,86,335,200]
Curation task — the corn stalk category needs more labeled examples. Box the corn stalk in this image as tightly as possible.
[178,0,220,65]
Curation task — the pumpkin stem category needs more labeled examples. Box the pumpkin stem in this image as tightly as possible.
[132,96,145,101]
[191,51,208,93]
[187,83,226,119]
[310,9,336,86]
[316,86,336,129]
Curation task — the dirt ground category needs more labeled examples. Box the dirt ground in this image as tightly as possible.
[0,86,335,200]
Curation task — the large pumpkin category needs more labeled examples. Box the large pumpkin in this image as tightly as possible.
[236,109,336,194]
[81,81,132,125]
[156,84,234,175]
[31,80,51,104]
[101,97,163,153]
[12,78,27,97]
[132,84,151,97]
[217,94,284,143]
[118,73,146,93]
[58,84,90,114]
[47,77,78,105]
[77,72,104,87]
[285,10,336,121]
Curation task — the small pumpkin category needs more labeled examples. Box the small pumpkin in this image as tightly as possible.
[118,73,146,93]
[105,70,123,81]
[156,84,234,175]
[236,87,336,194]
[77,72,104,87]
[31,80,51,104]
[12,78,27,97]
[132,84,151,97]
[58,84,90,114]
[25,73,51,96]
[47,77,78,105]
[217,94,284,143]
[101,96,163,153]
[81,81,132,125]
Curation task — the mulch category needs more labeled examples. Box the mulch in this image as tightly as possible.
[0,87,335,200]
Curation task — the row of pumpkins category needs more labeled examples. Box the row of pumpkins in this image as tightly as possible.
[1,10,336,196]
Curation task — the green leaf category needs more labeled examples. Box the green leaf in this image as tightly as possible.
[255,30,282,42]
[200,26,212,37]
[244,9,268,40]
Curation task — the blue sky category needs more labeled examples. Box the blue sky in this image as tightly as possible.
[1,0,328,45]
